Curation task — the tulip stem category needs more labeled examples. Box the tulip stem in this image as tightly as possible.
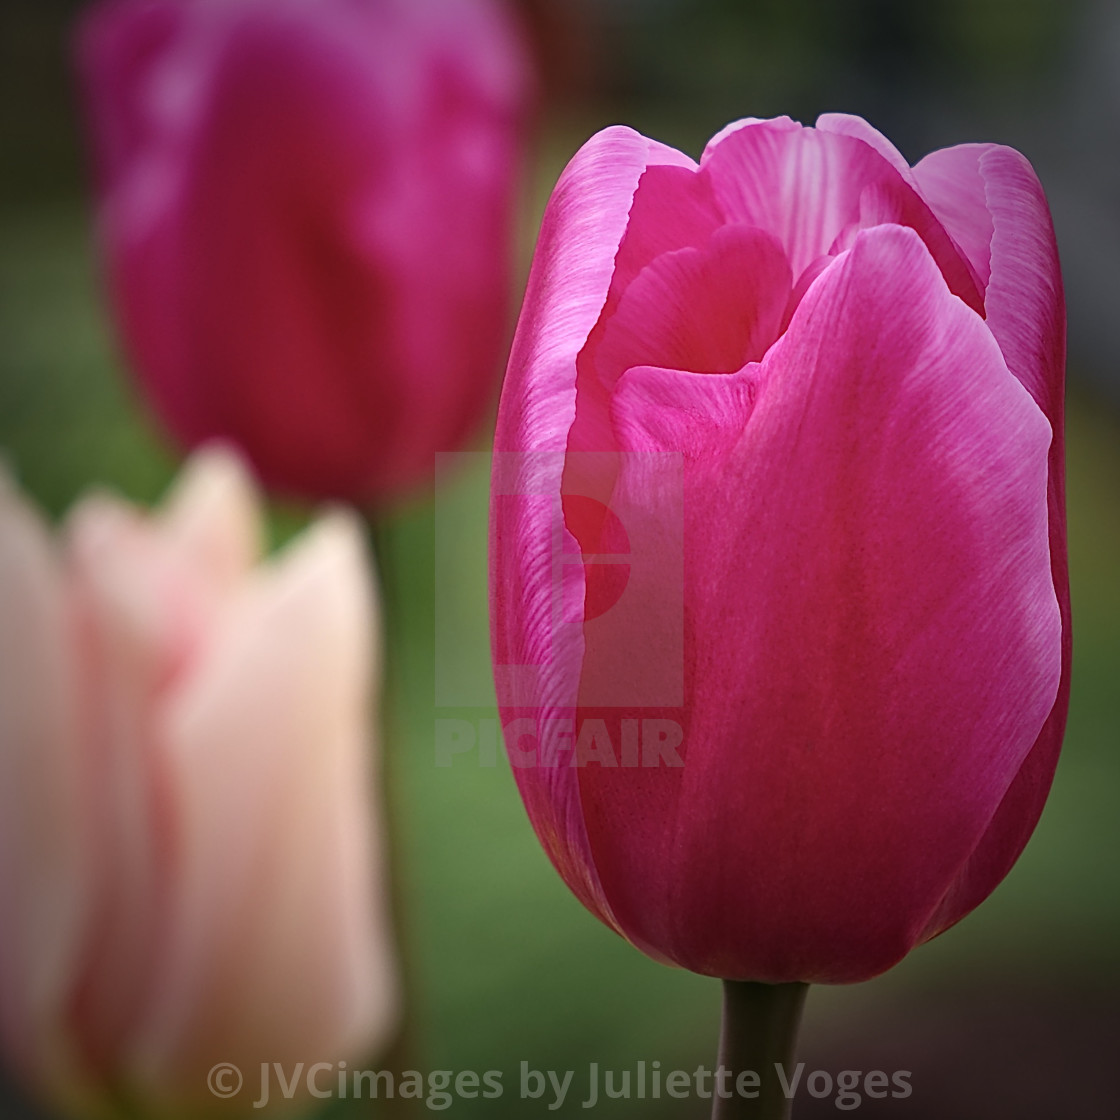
[712,980,809,1119]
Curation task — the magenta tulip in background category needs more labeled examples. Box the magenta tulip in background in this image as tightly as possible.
[0,450,397,1117]
[490,114,1069,984]
[77,0,531,503]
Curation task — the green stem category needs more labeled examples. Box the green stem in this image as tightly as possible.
[711,981,809,1120]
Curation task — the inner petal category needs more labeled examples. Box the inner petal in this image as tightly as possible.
[701,118,984,315]
[827,181,986,315]
[700,120,885,278]
[604,163,725,315]
[592,223,793,387]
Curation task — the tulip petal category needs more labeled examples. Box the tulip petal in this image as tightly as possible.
[911,144,994,289]
[975,147,1066,427]
[492,126,689,944]
[158,445,262,596]
[610,364,759,459]
[64,495,199,1067]
[127,514,396,1106]
[602,163,720,310]
[0,477,87,1089]
[700,117,876,277]
[913,143,1069,939]
[701,117,984,313]
[815,112,913,179]
[74,0,198,204]
[593,224,792,384]
[577,225,1060,982]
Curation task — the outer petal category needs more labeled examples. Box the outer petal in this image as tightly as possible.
[342,0,533,498]
[73,0,200,204]
[913,144,1069,939]
[157,445,262,596]
[974,148,1066,428]
[490,126,689,945]
[63,492,209,1072]
[0,477,88,1095]
[576,226,1060,982]
[126,514,397,1113]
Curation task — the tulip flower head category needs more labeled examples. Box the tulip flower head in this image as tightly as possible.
[76,0,532,503]
[490,114,1069,984]
[0,450,397,1117]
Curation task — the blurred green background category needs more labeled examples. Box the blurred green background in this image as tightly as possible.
[2,1,1118,1117]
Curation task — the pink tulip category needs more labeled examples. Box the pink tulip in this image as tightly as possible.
[76,0,532,503]
[0,450,397,1116]
[490,114,1069,984]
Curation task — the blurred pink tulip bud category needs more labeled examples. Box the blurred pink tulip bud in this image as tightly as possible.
[0,450,397,1117]
[76,0,533,503]
[490,114,1069,984]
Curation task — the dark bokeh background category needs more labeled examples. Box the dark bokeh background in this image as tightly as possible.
[1,0,1118,1117]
